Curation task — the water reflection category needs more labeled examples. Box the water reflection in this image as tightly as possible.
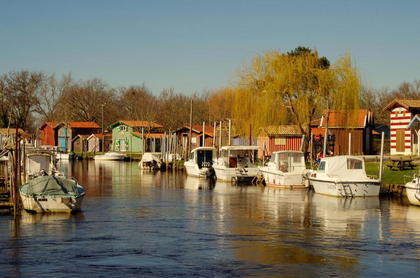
[0,161,419,277]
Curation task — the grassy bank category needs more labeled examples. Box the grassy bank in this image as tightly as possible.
[365,162,418,184]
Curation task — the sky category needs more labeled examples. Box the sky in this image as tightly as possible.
[1,0,419,95]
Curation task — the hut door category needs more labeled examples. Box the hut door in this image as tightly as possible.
[396,129,405,152]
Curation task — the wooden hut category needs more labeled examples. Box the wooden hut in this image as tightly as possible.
[174,125,214,154]
[55,122,100,152]
[314,109,374,155]
[86,133,112,152]
[258,125,303,159]
[384,99,420,155]
[39,121,59,147]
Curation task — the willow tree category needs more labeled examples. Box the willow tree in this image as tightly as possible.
[236,47,360,153]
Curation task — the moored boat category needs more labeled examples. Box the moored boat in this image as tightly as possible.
[184,147,216,178]
[213,146,259,182]
[308,155,380,197]
[405,175,420,206]
[139,152,163,170]
[259,151,307,188]
[20,176,85,213]
[94,152,128,161]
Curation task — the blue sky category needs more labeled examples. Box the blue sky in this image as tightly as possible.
[1,0,419,94]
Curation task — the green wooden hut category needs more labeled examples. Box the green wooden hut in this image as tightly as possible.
[109,120,163,153]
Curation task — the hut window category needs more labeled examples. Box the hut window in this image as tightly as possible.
[274,137,286,146]
[191,137,197,144]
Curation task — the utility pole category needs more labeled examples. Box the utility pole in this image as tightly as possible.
[189,99,193,154]
[101,103,105,152]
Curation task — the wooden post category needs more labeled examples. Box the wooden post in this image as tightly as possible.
[189,99,193,154]
[219,121,222,148]
[300,135,305,152]
[310,133,313,167]
[228,119,232,146]
[202,122,205,147]
[348,133,352,155]
[249,124,252,145]
[379,132,384,181]
[213,122,216,147]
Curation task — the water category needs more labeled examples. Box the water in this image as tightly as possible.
[1,161,420,277]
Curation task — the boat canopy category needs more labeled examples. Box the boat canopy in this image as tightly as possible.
[318,155,368,179]
[26,153,54,176]
[141,152,162,162]
[271,151,305,173]
[23,176,78,196]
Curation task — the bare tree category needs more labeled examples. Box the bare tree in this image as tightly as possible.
[0,71,44,130]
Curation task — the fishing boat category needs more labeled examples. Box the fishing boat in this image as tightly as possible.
[20,175,85,213]
[94,152,128,161]
[25,150,61,180]
[259,151,307,188]
[139,152,163,170]
[184,147,216,178]
[405,175,420,206]
[307,155,380,197]
[213,146,259,182]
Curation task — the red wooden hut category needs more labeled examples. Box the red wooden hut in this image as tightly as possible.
[39,121,59,146]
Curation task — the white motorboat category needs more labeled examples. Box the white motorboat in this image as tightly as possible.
[56,152,71,160]
[94,152,128,161]
[259,151,307,188]
[20,176,85,213]
[184,147,216,178]
[307,155,380,197]
[139,152,163,170]
[25,150,62,180]
[405,175,420,206]
[213,146,259,182]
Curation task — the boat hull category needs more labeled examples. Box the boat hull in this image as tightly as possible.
[260,167,306,188]
[184,163,212,178]
[94,153,126,161]
[309,178,380,197]
[20,194,84,213]
[213,166,259,182]
[406,182,420,206]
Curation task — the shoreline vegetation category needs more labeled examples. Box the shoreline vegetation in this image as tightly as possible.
[0,46,419,146]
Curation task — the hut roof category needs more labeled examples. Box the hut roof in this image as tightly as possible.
[262,125,302,136]
[383,98,420,111]
[109,120,163,129]
[319,110,372,128]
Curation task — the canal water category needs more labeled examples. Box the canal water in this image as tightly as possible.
[1,161,420,277]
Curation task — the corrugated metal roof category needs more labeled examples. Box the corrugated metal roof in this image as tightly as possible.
[384,98,420,111]
[55,122,100,129]
[262,125,302,135]
[109,120,163,129]
[176,125,214,136]
[0,128,26,135]
[319,110,371,128]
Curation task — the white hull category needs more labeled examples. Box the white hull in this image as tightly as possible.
[310,178,380,197]
[57,153,70,160]
[20,193,84,213]
[406,182,420,206]
[260,167,305,187]
[184,163,211,178]
[94,152,127,161]
[213,166,259,182]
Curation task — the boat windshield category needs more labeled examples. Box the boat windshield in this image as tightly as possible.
[347,158,363,169]
[318,161,326,171]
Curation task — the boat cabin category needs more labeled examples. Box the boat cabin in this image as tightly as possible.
[189,147,216,169]
[317,155,368,179]
[269,151,305,173]
[219,146,259,168]
[25,151,56,179]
